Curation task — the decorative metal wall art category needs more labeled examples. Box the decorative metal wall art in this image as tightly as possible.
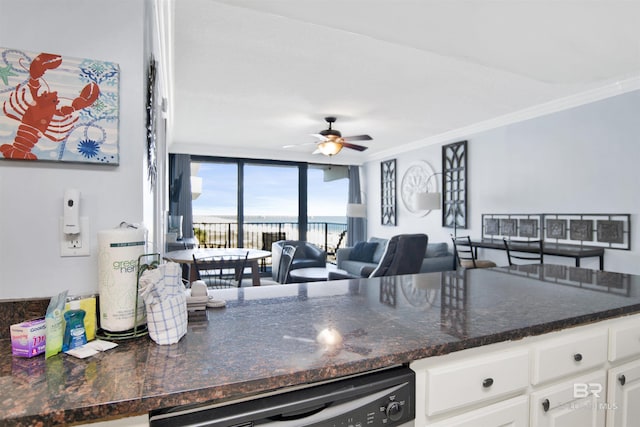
[519,219,539,238]
[570,220,592,241]
[146,57,158,186]
[597,220,624,243]
[442,141,467,229]
[546,219,567,239]
[380,159,397,226]
[500,219,518,236]
[400,160,437,216]
[481,213,630,250]
[485,218,500,235]
[0,47,120,164]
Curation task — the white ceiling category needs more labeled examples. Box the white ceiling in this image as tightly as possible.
[167,0,640,165]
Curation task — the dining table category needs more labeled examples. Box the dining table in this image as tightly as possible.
[163,248,272,286]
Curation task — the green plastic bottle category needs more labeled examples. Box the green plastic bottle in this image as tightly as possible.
[62,300,87,352]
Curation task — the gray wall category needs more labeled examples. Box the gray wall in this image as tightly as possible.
[364,90,640,273]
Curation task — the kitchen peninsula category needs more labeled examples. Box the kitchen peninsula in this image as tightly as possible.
[2,264,640,426]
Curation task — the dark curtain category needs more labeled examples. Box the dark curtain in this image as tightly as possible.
[169,153,193,239]
[347,165,366,246]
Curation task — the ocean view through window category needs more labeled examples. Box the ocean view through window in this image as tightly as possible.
[191,159,349,258]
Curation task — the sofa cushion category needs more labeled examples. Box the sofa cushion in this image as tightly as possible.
[368,237,389,263]
[350,241,378,262]
[426,242,449,258]
[340,260,374,277]
[420,255,455,273]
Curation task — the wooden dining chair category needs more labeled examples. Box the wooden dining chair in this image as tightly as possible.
[451,236,497,269]
[503,239,544,266]
[192,252,249,288]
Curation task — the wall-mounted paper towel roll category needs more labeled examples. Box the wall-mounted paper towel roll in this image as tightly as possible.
[98,226,147,332]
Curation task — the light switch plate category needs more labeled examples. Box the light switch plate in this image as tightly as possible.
[60,216,90,257]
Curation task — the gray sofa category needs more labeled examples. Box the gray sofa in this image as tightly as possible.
[336,236,455,277]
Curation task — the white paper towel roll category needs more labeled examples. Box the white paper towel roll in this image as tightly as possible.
[98,226,147,332]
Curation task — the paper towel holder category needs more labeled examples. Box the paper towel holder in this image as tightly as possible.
[96,253,159,340]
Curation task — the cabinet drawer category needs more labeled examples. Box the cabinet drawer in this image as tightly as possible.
[426,395,528,426]
[609,320,640,362]
[531,330,607,385]
[426,349,529,416]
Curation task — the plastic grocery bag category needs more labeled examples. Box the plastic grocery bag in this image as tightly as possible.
[138,262,187,345]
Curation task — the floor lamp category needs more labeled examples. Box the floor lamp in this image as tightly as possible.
[413,172,458,239]
[346,202,366,246]
[346,203,367,219]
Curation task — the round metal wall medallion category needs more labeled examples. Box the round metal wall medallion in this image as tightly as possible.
[400,161,437,216]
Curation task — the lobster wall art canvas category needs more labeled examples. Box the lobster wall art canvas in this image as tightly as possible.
[0,47,119,164]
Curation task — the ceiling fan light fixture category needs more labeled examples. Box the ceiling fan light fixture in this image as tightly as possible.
[317,140,343,156]
[320,129,342,138]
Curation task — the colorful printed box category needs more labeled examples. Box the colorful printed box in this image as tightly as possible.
[10,318,46,358]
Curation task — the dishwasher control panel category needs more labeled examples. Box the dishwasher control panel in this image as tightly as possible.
[150,366,415,427]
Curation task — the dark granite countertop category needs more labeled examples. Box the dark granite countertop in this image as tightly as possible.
[2,264,640,426]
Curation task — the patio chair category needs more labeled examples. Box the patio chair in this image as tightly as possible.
[261,231,286,271]
[271,240,327,281]
[503,239,544,266]
[451,236,496,269]
[277,245,297,284]
[260,245,297,285]
[192,252,249,288]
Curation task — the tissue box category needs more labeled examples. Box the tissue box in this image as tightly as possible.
[10,318,46,358]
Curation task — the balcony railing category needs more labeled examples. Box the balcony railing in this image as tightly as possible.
[192,221,348,264]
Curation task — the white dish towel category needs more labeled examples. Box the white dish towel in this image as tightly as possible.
[138,262,188,345]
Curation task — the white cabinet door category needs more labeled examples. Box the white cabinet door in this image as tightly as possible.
[427,395,528,427]
[530,370,606,427]
[607,358,640,427]
[609,320,640,363]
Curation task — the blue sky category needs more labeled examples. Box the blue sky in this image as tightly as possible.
[192,163,348,217]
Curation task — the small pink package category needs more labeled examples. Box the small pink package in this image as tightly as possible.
[10,318,46,358]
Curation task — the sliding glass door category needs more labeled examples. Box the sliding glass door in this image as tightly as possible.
[191,162,238,248]
[190,157,347,255]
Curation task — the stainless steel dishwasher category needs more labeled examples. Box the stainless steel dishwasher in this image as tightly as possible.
[149,366,415,427]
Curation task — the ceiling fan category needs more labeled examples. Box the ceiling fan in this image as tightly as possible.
[285,117,372,156]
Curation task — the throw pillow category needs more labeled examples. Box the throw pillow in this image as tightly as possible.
[350,241,378,262]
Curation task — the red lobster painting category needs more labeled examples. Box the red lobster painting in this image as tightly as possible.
[1,53,100,160]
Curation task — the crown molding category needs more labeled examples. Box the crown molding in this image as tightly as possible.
[367,76,640,162]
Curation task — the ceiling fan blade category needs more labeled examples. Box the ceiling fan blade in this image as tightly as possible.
[341,142,369,152]
[312,148,322,155]
[283,141,317,149]
[310,133,329,141]
[343,134,372,142]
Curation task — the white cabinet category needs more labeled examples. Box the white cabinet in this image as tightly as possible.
[412,314,640,427]
[75,414,149,427]
[609,319,640,363]
[426,395,529,427]
[606,358,640,427]
[530,370,606,427]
